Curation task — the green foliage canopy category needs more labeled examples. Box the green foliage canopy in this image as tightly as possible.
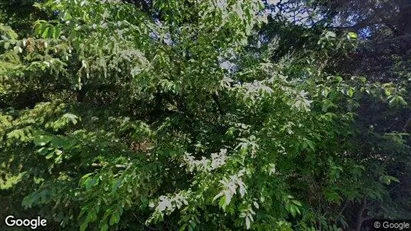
[1,0,410,230]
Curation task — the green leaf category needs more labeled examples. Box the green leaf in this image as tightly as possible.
[379,175,400,185]
[292,200,302,207]
[245,216,251,229]
[218,196,226,208]
[109,213,120,226]
[347,32,358,39]
[52,26,62,39]
[101,224,109,231]
[41,26,50,39]
[80,222,88,231]
[347,87,355,97]
[388,95,407,107]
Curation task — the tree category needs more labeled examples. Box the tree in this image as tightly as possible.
[261,0,411,228]
[1,0,409,230]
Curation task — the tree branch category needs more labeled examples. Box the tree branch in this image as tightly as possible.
[355,197,368,231]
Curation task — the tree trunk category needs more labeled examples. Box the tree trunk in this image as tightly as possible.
[355,198,368,231]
